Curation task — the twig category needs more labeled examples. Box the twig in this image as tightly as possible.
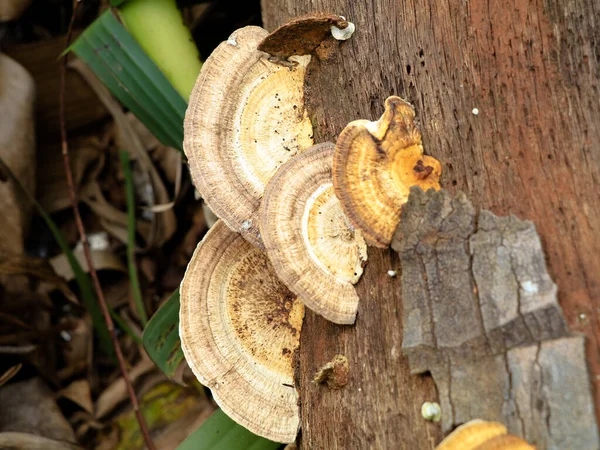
[59,2,155,449]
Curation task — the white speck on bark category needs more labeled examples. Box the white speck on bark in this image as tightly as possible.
[521,280,539,294]
[331,21,355,41]
[421,402,442,422]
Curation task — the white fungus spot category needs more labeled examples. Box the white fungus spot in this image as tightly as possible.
[60,330,72,342]
[241,220,252,231]
[580,313,587,320]
[521,281,538,295]
[331,21,355,41]
[227,35,238,47]
[472,107,480,115]
[387,270,397,277]
[421,402,442,422]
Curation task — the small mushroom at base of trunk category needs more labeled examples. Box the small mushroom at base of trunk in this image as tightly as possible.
[260,143,367,325]
[179,221,304,443]
[333,96,442,248]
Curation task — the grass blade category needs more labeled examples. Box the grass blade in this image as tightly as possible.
[177,409,281,450]
[70,10,187,151]
[143,288,184,379]
[120,150,148,326]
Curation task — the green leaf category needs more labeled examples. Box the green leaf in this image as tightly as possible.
[70,10,187,151]
[143,288,184,378]
[110,0,128,6]
[119,150,148,326]
[118,0,202,100]
[0,157,113,356]
[177,409,281,450]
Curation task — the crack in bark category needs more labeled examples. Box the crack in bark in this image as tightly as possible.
[504,352,525,436]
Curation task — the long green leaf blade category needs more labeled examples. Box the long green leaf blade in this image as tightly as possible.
[119,150,147,326]
[143,288,184,378]
[177,409,281,450]
[71,10,187,151]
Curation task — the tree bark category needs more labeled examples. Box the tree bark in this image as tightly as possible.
[261,1,600,448]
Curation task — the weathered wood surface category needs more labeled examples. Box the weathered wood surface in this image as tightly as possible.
[295,249,441,449]
[393,188,598,449]
[262,0,600,448]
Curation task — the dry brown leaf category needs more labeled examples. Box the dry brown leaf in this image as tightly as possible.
[80,181,151,245]
[0,378,76,442]
[94,356,155,419]
[0,0,33,21]
[58,316,92,381]
[0,54,35,256]
[0,432,82,450]
[59,379,94,414]
[0,251,78,304]
[0,364,22,387]
[4,38,109,141]
[103,278,132,309]
[70,59,177,248]
[37,136,106,214]
[50,246,127,281]
[71,411,104,441]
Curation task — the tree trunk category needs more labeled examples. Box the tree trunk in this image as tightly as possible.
[261,1,600,449]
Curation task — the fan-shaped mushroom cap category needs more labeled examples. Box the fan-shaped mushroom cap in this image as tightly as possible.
[184,26,314,248]
[333,96,442,248]
[179,221,304,443]
[260,143,367,325]
[472,434,535,450]
[435,420,508,450]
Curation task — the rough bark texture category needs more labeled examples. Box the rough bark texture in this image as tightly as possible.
[261,0,600,448]
[393,188,598,449]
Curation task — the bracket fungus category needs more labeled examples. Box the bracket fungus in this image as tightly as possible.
[435,420,534,450]
[333,96,442,247]
[184,26,314,248]
[257,13,353,58]
[260,143,367,324]
[179,221,304,443]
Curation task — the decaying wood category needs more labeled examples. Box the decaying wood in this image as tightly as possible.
[262,0,600,447]
[393,188,599,448]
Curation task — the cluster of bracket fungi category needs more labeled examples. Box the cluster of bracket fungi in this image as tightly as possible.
[178,14,540,448]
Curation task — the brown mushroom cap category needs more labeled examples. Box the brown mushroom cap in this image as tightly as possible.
[333,96,442,248]
[260,143,367,324]
[179,220,304,443]
[435,420,508,450]
[257,13,348,58]
[184,26,314,248]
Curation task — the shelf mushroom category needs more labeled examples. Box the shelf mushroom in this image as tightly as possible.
[333,96,442,247]
[260,143,367,324]
[179,221,304,443]
[184,26,314,248]
[435,420,535,450]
